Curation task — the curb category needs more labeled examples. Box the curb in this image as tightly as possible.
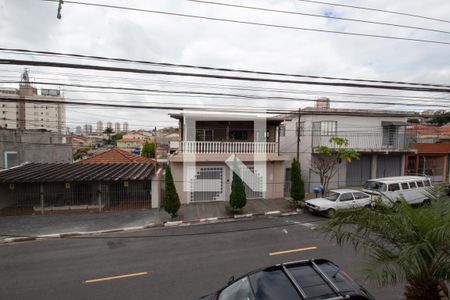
[1,209,305,244]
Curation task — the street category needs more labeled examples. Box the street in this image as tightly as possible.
[0,214,403,300]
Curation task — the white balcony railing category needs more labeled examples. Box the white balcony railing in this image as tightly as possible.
[180,141,277,153]
[312,132,409,150]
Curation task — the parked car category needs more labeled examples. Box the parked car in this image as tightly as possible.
[197,259,375,300]
[362,176,432,206]
[305,189,372,217]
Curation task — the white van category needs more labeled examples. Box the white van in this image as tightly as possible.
[363,176,433,205]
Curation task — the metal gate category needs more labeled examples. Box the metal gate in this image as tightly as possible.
[346,155,372,186]
[189,166,225,202]
[377,155,402,178]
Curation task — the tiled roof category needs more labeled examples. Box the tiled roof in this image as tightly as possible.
[78,148,154,164]
[0,163,154,183]
[407,124,450,136]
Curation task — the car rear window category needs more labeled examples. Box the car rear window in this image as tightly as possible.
[249,269,299,300]
[353,192,368,200]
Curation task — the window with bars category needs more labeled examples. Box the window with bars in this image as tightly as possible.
[319,121,337,136]
[196,129,214,141]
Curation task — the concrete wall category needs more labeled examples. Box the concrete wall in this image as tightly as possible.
[0,129,72,169]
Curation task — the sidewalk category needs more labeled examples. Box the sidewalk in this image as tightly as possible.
[0,198,293,239]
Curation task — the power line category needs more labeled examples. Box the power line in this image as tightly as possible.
[296,0,450,25]
[186,0,450,35]
[40,0,450,46]
[2,58,450,93]
[2,47,450,88]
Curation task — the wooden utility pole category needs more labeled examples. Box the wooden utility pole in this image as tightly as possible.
[296,108,301,161]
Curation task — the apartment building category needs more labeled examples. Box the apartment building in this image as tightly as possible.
[280,98,418,193]
[0,69,65,133]
[168,112,289,204]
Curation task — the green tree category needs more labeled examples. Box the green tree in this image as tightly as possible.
[290,158,305,202]
[163,166,181,218]
[229,168,247,212]
[103,127,113,145]
[141,141,151,158]
[322,188,450,300]
[311,137,359,192]
[428,112,450,126]
[149,142,156,159]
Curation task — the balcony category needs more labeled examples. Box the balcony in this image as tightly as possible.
[312,132,410,151]
[178,141,278,153]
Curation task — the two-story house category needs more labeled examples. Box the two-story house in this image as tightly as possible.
[280,98,418,193]
[168,112,289,204]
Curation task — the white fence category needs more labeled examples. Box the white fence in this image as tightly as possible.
[180,141,277,153]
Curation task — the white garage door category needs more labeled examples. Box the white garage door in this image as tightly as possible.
[189,166,225,202]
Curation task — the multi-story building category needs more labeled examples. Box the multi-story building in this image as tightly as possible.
[83,124,93,135]
[96,120,103,133]
[106,121,113,130]
[280,98,418,193]
[0,69,65,133]
[114,122,121,133]
[168,112,288,204]
[123,122,129,132]
[75,126,82,134]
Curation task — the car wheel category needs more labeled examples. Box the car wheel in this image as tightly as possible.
[422,199,431,206]
[364,204,372,209]
[326,209,336,218]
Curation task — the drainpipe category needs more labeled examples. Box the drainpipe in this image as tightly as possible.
[40,183,44,215]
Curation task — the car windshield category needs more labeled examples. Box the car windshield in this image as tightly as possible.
[363,181,387,192]
[324,192,339,201]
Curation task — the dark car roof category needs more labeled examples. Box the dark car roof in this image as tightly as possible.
[198,259,374,300]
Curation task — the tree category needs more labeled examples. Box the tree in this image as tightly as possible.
[311,137,359,192]
[141,141,151,158]
[428,113,450,126]
[149,142,156,159]
[163,166,180,218]
[103,127,113,145]
[290,158,305,202]
[322,187,450,300]
[229,168,247,212]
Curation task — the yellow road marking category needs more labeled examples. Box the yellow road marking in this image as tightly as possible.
[84,272,148,284]
[269,246,318,256]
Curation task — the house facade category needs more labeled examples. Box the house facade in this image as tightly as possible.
[405,124,450,182]
[168,112,289,204]
[280,98,417,193]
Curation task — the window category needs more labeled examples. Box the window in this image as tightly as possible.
[416,181,424,187]
[382,125,398,146]
[410,182,417,188]
[229,130,248,141]
[218,277,254,300]
[279,124,286,137]
[196,129,214,141]
[401,182,410,190]
[388,183,400,192]
[353,192,369,200]
[424,179,431,187]
[320,121,337,136]
[4,151,18,169]
[296,121,305,136]
[324,192,339,201]
[339,193,354,202]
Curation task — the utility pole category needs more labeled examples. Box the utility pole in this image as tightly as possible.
[57,0,64,19]
[296,108,301,161]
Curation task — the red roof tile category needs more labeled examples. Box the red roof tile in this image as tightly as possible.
[77,148,155,164]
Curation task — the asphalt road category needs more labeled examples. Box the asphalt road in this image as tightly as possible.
[0,214,403,300]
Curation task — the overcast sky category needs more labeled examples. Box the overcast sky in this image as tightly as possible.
[1,0,449,131]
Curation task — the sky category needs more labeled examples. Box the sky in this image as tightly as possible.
[0,0,450,131]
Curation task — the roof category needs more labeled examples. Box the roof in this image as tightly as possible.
[367,176,428,182]
[330,189,364,193]
[78,148,155,164]
[118,138,145,143]
[0,163,154,183]
[287,107,417,118]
